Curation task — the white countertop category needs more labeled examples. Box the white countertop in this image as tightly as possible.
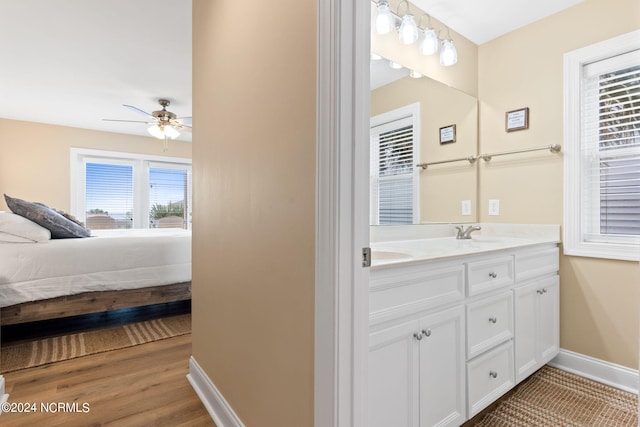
[371,224,560,268]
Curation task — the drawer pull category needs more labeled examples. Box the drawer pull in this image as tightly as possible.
[489,371,498,379]
[488,317,497,324]
[413,332,423,341]
[488,271,498,279]
[537,288,548,295]
[422,328,431,337]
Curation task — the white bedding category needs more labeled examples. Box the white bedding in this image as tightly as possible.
[0,228,191,308]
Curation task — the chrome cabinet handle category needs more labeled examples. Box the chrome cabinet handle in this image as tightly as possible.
[489,371,498,379]
[537,289,544,295]
[489,317,497,324]
[422,328,431,337]
[413,332,423,341]
[488,271,497,279]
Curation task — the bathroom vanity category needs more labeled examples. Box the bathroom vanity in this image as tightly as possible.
[368,225,560,427]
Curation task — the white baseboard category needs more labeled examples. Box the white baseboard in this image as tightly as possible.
[549,349,639,394]
[186,356,245,427]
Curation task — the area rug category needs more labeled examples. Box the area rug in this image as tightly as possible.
[1,314,191,373]
[474,365,638,426]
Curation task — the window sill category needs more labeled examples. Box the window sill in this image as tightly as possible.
[563,240,640,262]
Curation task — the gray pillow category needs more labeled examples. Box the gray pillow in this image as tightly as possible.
[4,194,91,239]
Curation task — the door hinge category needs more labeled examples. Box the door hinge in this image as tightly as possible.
[362,247,371,268]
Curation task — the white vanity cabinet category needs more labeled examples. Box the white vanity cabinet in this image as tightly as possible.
[369,241,560,427]
[368,305,465,427]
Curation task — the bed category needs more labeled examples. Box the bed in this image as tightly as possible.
[0,228,192,325]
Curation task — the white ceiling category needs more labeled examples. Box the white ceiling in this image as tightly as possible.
[0,0,583,139]
[412,0,584,45]
[0,0,192,141]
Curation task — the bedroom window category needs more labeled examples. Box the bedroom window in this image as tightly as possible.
[564,30,640,261]
[370,103,420,225]
[71,148,192,230]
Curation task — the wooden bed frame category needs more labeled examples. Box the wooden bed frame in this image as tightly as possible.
[0,281,191,326]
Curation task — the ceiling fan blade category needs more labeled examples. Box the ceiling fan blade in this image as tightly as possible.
[176,116,192,124]
[179,127,192,133]
[102,119,152,123]
[123,104,153,117]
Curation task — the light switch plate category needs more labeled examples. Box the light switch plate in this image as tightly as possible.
[461,200,472,216]
[488,199,500,216]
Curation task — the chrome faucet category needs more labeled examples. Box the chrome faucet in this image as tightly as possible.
[455,225,481,240]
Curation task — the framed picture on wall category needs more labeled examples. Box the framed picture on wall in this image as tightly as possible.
[439,124,456,144]
[506,107,529,132]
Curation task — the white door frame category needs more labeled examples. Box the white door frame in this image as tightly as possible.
[315,0,370,426]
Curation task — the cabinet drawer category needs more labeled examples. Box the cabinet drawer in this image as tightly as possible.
[466,292,513,359]
[370,263,465,325]
[515,246,559,282]
[467,341,515,417]
[467,256,514,297]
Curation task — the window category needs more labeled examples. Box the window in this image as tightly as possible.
[370,103,420,225]
[564,30,640,261]
[71,148,192,230]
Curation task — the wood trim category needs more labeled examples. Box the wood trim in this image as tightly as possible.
[315,0,370,425]
[187,356,245,427]
[1,282,191,326]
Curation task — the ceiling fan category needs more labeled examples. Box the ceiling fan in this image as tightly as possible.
[103,99,192,151]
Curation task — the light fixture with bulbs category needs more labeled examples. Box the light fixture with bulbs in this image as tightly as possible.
[372,0,458,67]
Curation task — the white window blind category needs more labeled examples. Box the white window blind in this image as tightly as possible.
[370,113,418,225]
[582,51,640,243]
[148,164,192,229]
[564,30,640,261]
[85,161,134,229]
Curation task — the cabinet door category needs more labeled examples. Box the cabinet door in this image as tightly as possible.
[419,306,466,427]
[513,281,538,384]
[538,276,560,365]
[514,275,560,384]
[369,319,421,427]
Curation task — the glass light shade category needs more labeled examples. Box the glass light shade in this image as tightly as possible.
[374,1,394,35]
[420,28,439,55]
[409,70,423,78]
[147,124,164,139]
[389,60,403,69]
[148,124,180,139]
[440,40,458,66]
[398,14,419,45]
[164,125,180,139]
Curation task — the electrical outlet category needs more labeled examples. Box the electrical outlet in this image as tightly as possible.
[488,199,500,216]
[461,200,472,216]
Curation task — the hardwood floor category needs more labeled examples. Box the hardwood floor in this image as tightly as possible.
[1,334,215,426]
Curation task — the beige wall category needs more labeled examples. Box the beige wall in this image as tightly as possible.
[192,0,316,426]
[478,0,640,368]
[371,76,478,223]
[0,118,191,212]
[371,1,478,97]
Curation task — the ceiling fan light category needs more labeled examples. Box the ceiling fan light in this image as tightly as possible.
[375,1,394,35]
[147,124,165,139]
[420,28,439,55]
[164,125,180,139]
[440,39,458,66]
[398,14,419,45]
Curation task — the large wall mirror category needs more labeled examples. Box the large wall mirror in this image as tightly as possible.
[370,59,478,225]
